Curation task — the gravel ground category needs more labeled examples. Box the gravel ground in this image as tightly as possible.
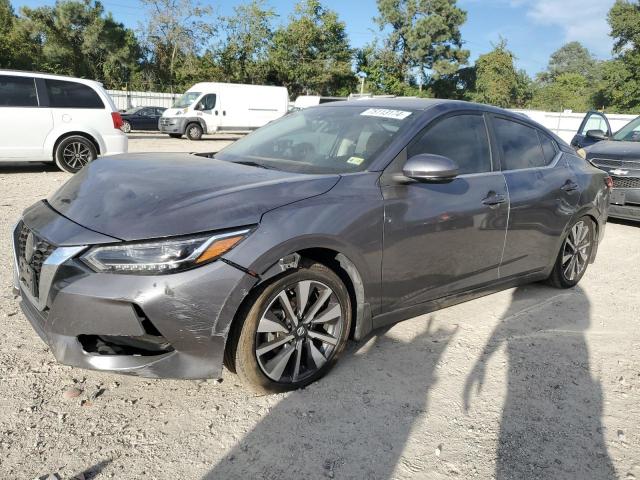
[0,135,639,479]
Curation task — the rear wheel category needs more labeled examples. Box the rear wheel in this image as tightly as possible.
[54,135,97,174]
[186,123,203,140]
[168,133,182,139]
[121,120,131,133]
[547,217,594,289]
[228,262,351,394]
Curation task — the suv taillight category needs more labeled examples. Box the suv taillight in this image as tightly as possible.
[111,112,123,130]
[605,176,613,190]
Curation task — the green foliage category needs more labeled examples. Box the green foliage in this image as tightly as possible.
[375,0,469,86]
[218,0,275,84]
[540,42,596,82]
[0,0,40,69]
[18,0,139,88]
[268,0,355,97]
[471,41,528,108]
[530,73,592,112]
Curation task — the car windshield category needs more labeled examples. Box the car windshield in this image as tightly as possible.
[173,92,201,108]
[613,116,640,142]
[215,106,416,174]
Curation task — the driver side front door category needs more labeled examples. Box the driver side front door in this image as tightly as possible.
[380,113,509,313]
[571,111,611,149]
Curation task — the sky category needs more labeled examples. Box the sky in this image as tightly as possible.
[13,0,617,77]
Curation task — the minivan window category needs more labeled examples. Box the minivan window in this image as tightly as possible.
[45,79,104,109]
[408,114,492,175]
[0,76,38,107]
[174,92,201,108]
[494,118,546,170]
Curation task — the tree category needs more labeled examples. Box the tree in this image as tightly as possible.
[375,0,469,87]
[269,0,355,97]
[530,73,592,112]
[542,42,596,82]
[471,41,527,108]
[355,43,414,96]
[20,0,140,88]
[139,0,214,91]
[0,0,40,69]
[218,0,276,84]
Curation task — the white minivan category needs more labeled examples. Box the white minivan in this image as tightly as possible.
[159,82,289,140]
[0,70,127,173]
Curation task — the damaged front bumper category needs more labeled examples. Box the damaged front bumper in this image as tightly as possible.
[12,201,257,379]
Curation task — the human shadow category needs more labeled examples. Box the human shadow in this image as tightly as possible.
[203,317,457,479]
[464,285,617,479]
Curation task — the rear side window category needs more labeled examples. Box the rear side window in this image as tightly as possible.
[0,76,38,107]
[538,132,558,165]
[45,79,104,109]
[494,118,546,170]
[408,114,492,175]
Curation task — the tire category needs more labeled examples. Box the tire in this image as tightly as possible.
[547,217,595,289]
[168,133,182,139]
[227,262,352,394]
[121,120,131,133]
[54,135,98,174]
[186,123,203,140]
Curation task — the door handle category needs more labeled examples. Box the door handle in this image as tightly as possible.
[561,180,579,192]
[223,111,226,116]
[482,192,506,208]
[215,110,219,116]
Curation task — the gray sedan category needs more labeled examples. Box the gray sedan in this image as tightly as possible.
[12,99,611,393]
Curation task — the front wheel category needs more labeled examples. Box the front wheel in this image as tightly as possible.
[547,217,595,289]
[227,262,352,394]
[54,135,98,174]
[186,123,203,140]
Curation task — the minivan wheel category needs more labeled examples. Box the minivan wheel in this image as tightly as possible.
[54,135,98,174]
[229,262,352,394]
[186,123,203,140]
[121,120,131,133]
[547,217,594,289]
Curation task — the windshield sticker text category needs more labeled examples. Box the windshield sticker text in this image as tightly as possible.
[360,108,412,120]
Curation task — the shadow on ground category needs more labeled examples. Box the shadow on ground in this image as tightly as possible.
[0,162,60,174]
[464,284,616,479]
[203,317,456,479]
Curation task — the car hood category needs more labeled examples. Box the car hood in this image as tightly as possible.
[586,140,640,160]
[48,153,340,241]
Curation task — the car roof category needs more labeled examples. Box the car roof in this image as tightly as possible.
[0,69,103,87]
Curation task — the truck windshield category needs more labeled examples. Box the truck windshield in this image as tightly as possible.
[613,116,640,142]
[216,106,415,174]
[173,92,201,109]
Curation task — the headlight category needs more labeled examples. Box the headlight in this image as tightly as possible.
[81,228,251,274]
[576,148,587,159]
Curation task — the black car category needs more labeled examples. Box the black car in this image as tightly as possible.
[572,111,640,221]
[120,106,166,133]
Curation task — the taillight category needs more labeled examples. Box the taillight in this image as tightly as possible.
[111,112,123,130]
[605,176,613,189]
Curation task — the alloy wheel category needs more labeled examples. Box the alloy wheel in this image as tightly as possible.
[561,220,591,282]
[121,121,131,133]
[255,280,344,384]
[62,142,92,170]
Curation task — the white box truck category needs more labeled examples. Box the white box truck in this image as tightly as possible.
[159,82,289,140]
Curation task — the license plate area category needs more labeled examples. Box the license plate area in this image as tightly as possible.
[611,190,626,205]
[19,257,39,298]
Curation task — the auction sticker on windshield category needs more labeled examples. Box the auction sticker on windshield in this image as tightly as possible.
[360,108,412,120]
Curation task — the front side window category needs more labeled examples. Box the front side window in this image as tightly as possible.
[0,76,38,107]
[198,94,216,110]
[46,79,104,109]
[408,114,492,175]
[580,114,609,136]
[494,118,546,171]
[216,106,416,174]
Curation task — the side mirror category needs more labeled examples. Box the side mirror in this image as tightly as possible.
[400,154,459,183]
[586,129,608,141]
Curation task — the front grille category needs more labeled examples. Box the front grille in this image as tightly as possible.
[591,157,640,170]
[612,176,640,189]
[16,222,56,298]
